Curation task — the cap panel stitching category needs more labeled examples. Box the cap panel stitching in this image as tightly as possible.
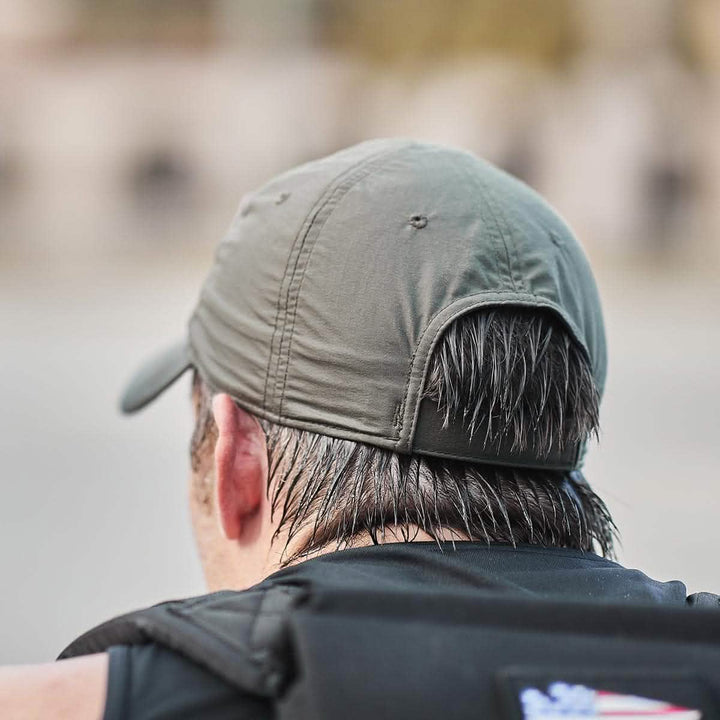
[274,144,414,417]
[540,221,602,388]
[477,179,519,292]
[264,180,342,412]
[263,212,311,411]
[196,343,401,444]
[262,143,407,413]
[460,163,513,293]
[231,397,403,441]
[485,182,528,292]
[271,145,409,413]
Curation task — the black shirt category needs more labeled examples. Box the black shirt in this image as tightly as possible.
[102,542,689,720]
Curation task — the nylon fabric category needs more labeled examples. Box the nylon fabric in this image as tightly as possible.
[120,140,606,471]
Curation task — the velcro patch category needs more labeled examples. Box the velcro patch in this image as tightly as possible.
[497,669,716,720]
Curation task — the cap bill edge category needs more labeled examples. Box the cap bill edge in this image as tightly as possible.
[119,340,192,414]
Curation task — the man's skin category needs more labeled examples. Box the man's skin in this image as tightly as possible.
[0,655,108,720]
[0,394,446,718]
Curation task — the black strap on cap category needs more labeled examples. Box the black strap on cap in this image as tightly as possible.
[413,398,581,470]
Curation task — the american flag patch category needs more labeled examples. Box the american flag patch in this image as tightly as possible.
[520,682,702,719]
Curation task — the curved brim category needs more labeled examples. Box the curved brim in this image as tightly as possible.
[119,340,193,414]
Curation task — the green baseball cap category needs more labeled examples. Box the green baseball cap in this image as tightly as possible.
[121,139,606,471]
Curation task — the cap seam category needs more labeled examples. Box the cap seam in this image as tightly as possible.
[477,178,518,292]
[190,358,399,442]
[236,396,405,442]
[459,162,514,293]
[275,143,415,417]
[539,222,599,385]
[262,142,408,412]
[264,184,329,412]
[486,183,528,293]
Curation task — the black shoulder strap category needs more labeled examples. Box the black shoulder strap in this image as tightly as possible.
[59,583,307,698]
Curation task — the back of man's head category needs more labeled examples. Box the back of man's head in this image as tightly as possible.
[190,305,613,566]
[122,139,614,570]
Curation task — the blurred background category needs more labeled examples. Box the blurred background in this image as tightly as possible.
[1,0,719,663]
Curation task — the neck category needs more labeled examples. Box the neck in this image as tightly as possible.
[278,523,469,570]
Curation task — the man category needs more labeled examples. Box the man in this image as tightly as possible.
[2,139,718,719]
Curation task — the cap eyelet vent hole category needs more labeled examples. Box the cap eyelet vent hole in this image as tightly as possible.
[409,214,428,229]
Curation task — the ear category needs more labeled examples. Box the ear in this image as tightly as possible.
[212,394,268,541]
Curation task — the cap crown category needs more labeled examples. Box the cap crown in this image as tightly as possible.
[188,139,605,468]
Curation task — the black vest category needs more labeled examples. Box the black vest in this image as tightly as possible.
[60,544,720,718]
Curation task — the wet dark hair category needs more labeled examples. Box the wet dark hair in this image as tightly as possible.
[191,307,616,565]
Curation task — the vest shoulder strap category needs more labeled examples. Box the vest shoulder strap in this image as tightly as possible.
[58,583,307,698]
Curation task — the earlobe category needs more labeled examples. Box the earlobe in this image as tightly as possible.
[212,394,266,541]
